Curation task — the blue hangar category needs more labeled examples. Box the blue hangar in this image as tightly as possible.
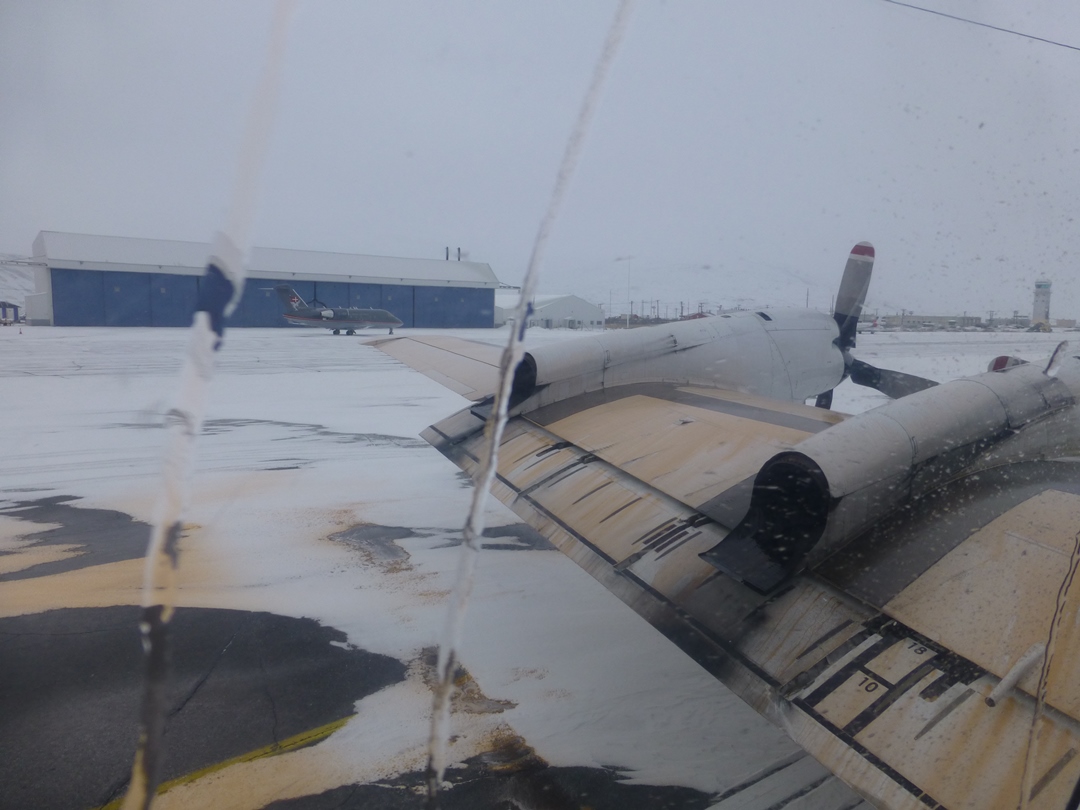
[25,232,499,329]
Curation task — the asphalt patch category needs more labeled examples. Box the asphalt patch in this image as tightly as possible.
[0,606,406,810]
[0,495,150,581]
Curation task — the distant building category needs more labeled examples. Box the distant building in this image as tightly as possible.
[493,292,604,330]
[1033,279,1052,326]
[0,301,19,324]
[25,231,499,328]
[880,314,983,330]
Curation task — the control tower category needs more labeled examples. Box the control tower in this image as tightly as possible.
[1033,279,1052,326]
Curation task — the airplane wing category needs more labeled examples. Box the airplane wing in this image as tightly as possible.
[367,335,502,400]
[375,325,1080,810]
[419,379,1080,810]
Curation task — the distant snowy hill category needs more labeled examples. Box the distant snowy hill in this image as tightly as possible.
[0,262,35,306]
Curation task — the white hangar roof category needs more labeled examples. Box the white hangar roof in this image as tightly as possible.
[32,231,500,289]
[494,292,598,309]
[493,292,604,328]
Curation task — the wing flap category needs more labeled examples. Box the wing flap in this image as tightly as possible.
[524,384,842,528]
[883,488,1080,721]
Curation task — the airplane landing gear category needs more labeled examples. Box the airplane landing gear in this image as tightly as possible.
[346,329,356,336]
[389,328,394,335]
[332,329,340,335]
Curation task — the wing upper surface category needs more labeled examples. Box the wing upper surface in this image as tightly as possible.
[368,335,502,400]
[525,383,843,527]
[421,381,1080,810]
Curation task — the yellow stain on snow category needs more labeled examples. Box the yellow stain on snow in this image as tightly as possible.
[0,557,145,618]
[0,542,85,575]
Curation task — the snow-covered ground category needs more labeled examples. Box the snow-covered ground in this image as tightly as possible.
[0,324,1070,809]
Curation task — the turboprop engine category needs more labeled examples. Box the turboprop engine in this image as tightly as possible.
[508,308,847,410]
[703,348,1080,593]
[500,242,934,416]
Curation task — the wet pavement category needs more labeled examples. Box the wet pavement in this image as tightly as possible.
[0,496,151,582]
[0,605,405,810]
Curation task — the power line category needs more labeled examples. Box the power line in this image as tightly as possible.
[880,0,1080,53]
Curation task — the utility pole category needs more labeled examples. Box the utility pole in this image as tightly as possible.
[614,256,632,329]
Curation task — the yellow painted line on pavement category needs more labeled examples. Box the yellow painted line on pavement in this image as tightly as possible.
[95,714,353,809]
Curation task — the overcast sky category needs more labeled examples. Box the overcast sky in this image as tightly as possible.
[4,1,1080,319]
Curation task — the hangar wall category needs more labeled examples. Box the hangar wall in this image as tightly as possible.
[49,269,495,328]
[33,233,499,329]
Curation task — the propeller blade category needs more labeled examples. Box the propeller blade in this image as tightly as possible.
[833,242,875,350]
[849,357,938,399]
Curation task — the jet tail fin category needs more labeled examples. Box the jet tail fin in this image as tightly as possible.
[832,242,874,350]
[274,285,305,311]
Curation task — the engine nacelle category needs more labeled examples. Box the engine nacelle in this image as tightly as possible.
[704,360,1080,593]
[509,309,845,411]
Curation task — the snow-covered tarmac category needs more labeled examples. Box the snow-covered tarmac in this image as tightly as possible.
[0,324,1070,809]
